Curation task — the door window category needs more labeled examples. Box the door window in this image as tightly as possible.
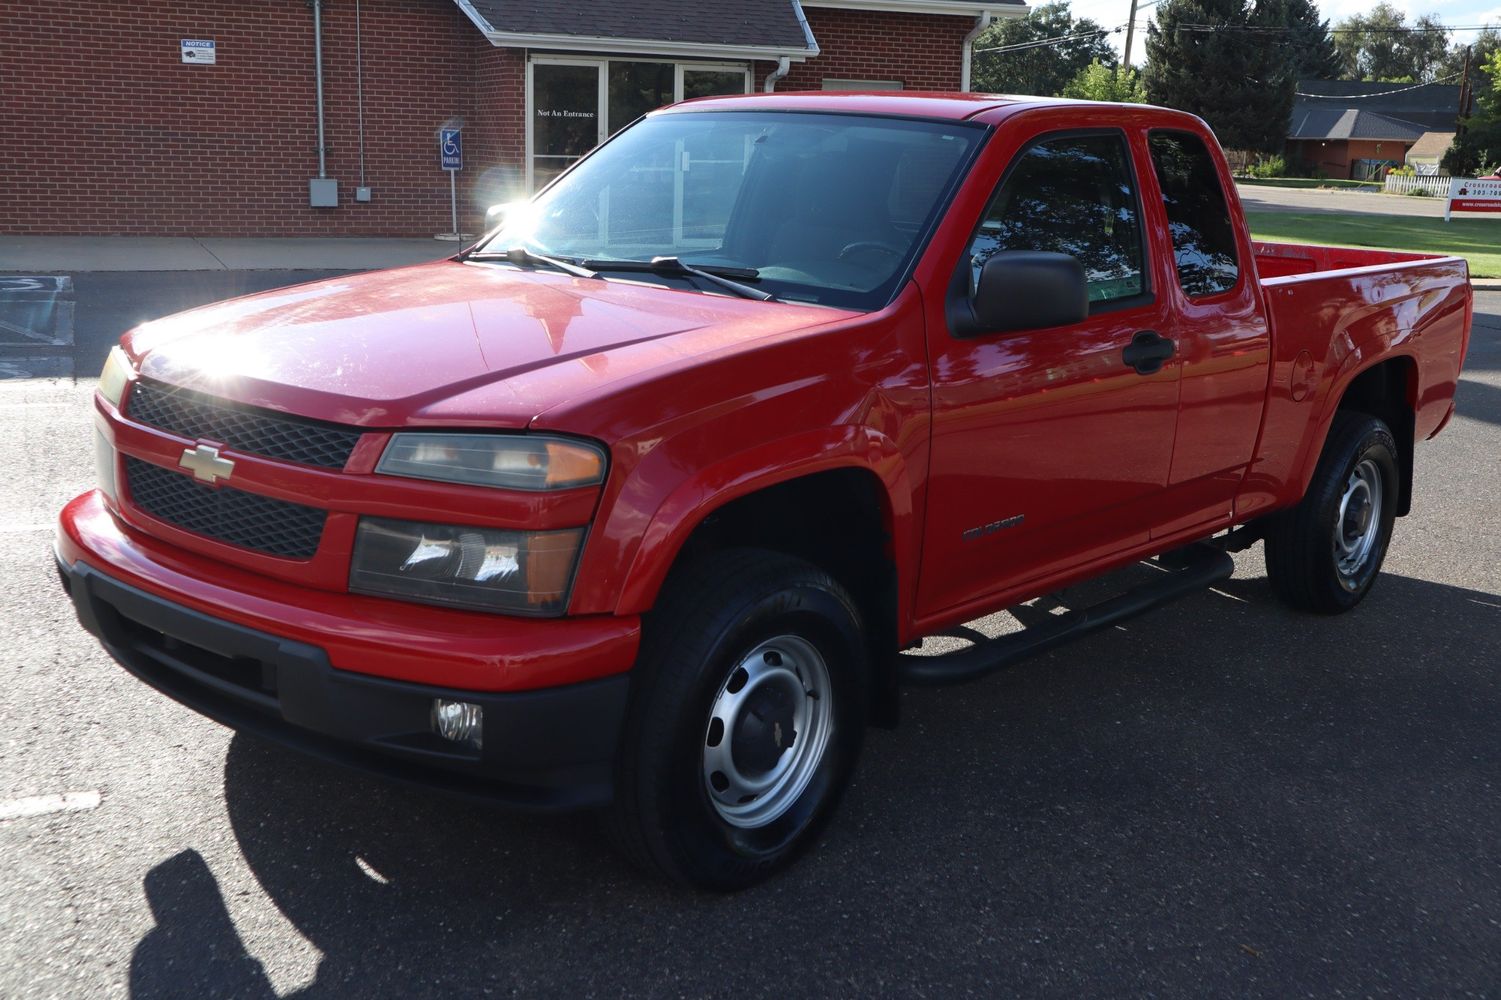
[968,132,1146,305]
[532,63,603,189]
[1147,131,1240,298]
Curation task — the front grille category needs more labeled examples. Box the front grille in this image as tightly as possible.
[127,379,362,469]
[124,456,327,559]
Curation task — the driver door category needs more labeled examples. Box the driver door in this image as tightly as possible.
[917,129,1181,620]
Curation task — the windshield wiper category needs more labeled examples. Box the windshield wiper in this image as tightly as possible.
[582,256,776,302]
[464,246,599,280]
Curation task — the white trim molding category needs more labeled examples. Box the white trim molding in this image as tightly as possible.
[803,1,1027,16]
[454,0,819,62]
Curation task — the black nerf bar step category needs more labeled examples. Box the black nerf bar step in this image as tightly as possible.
[896,543,1235,687]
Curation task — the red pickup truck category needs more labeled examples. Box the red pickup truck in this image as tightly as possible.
[58,93,1471,890]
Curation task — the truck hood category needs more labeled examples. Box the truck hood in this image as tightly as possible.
[124,260,847,428]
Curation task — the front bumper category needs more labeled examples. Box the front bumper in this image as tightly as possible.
[56,491,639,809]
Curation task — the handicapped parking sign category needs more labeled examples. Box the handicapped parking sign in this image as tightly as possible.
[440,128,462,171]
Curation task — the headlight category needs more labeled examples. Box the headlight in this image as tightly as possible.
[349,517,585,615]
[98,347,132,407]
[377,433,606,491]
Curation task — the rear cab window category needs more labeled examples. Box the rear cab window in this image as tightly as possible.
[967,130,1149,309]
[1147,131,1241,298]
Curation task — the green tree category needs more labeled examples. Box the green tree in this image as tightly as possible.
[1063,61,1148,102]
[1332,3,1451,82]
[1259,0,1340,80]
[1143,0,1295,154]
[1444,50,1501,176]
[971,2,1116,97]
[1439,28,1501,108]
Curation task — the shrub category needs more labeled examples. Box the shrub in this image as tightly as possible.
[1246,155,1287,179]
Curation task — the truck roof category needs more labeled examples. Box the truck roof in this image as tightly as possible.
[662,91,1059,122]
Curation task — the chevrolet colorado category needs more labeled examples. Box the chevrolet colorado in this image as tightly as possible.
[57,93,1472,890]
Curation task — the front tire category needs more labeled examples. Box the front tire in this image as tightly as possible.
[1264,411,1399,613]
[606,548,868,891]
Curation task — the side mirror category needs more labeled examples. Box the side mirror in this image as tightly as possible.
[968,250,1089,334]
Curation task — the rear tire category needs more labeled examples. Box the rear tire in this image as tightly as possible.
[1264,411,1399,614]
[606,548,868,891]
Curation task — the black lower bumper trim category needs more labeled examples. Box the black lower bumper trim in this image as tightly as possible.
[58,557,628,811]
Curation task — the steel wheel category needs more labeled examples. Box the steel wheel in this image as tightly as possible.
[1334,457,1383,590]
[702,635,834,830]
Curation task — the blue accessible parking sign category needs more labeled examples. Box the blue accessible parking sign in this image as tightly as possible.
[440,128,462,171]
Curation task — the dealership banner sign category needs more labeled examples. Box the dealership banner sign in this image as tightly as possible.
[1446,177,1501,221]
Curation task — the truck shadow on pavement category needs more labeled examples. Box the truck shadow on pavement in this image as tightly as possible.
[128,569,1501,998]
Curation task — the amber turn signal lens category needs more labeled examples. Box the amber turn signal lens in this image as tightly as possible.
[544,441,605,490]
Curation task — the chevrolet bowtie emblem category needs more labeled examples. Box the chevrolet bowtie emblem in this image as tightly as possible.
[179,443,235,484]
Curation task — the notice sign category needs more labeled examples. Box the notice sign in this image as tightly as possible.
[1445,177,1501,221]
[181,39,216,64]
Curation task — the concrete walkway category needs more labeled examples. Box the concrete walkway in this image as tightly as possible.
[0,236,457,272]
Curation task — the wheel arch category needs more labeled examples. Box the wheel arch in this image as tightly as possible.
[615,435,915,727]
[1324,354,1418,516]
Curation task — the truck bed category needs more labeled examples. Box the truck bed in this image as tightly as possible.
[1252,240,1452,280]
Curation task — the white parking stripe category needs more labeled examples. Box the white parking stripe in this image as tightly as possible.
[0,791,102,822]
[0,524,52,533]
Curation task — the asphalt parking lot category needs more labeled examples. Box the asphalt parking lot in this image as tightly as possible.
[2,272,1498,998]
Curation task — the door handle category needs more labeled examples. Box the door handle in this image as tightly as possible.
[1122,330,1175,375]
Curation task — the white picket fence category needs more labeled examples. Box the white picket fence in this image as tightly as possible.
[1382,174,1452,196]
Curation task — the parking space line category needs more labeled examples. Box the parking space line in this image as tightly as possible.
[0,791,101,822]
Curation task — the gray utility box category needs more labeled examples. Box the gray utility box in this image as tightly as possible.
[308,178,339,207]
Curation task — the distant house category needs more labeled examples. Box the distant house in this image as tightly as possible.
[1284,80,1461,181]
[1404,132,1456,175]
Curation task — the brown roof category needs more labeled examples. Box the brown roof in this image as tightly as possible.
[1406,131,1455,161]
[463,0,815,51]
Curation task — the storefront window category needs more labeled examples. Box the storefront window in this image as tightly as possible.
[529,59,750,191]
[683,68,748,100]
[609,62,674,135]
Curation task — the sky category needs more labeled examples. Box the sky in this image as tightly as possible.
[1056,0,1501,67]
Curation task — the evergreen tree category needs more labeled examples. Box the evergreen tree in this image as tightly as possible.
[971,2,1116,97]
[1258,0,1339,80]
[1143,0,1293,154]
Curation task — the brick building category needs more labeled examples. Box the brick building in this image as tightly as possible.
[1,1,1024,237]
[1283,79,1461,181]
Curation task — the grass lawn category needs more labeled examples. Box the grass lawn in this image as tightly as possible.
[1244,211,1501,279]
[1235,177,1382,191]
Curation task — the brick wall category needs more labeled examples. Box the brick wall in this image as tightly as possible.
[774,7,975,92]
[2,2,977,237]
[0,0,512,236]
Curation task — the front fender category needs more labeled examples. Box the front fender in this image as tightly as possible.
[571,425,918,619]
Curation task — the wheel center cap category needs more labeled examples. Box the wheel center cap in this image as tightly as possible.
[732,685,797,776]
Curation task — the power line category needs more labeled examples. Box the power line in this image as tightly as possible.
[973,27,1118,56]
[1293,72,1463,98]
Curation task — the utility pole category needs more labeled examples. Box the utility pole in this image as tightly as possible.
[1458,45,1473,135]
[1122,0,1140,73]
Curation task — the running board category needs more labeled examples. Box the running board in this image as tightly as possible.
[896,544,1235,687]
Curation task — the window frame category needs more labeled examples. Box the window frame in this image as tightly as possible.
[957,127,1156,324]
[1145,127,1245,304]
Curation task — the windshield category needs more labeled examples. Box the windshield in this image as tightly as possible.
[480,111,985,310]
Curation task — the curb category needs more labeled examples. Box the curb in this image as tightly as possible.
[1472,280,1501,291]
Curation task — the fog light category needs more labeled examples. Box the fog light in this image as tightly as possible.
[431,699,483,750]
